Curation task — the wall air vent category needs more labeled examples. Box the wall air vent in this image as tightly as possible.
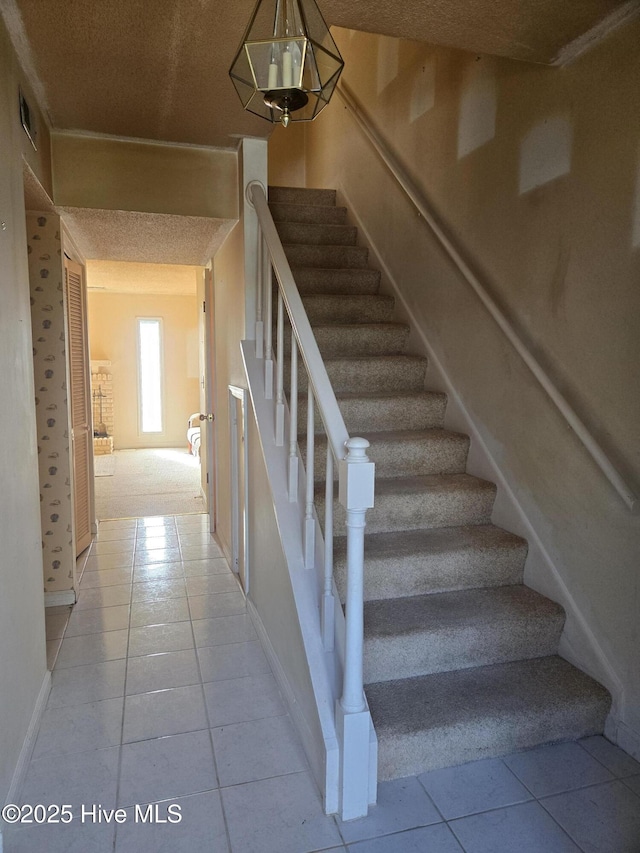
[19,89,37,151]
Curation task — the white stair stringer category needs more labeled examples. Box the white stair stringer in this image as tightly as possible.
[241,341,377,816]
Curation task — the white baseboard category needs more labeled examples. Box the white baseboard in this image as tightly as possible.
[5,670,51,807]
[605,715,640,762]
[340,184,624,709]
[44,590,76,607]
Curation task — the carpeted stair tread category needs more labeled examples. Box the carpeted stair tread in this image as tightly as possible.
[367,656,611,779]
[301,294,396,324]
[363,585,564,683]
[289,267,381,295]
[269,201,347,225]
[287,354,428,394]
[333,525,527,600]
[284,243,369,269]
[316,473,497,535]
[275,221,358,246]
[269,186,337,206]
[301,428,469,478]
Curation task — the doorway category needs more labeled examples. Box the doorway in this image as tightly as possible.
[85,261,215,525]
[229,386,249,592]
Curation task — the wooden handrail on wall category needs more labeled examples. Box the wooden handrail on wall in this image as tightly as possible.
[337,82,637,511]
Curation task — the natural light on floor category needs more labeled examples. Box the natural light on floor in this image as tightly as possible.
[155,448,201,468]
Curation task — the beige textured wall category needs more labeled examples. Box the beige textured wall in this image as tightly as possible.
[268,123,307,188]
[87,292,200,449]
[27,213,75,595]
[0,17,49,803]
[211,223,245,557]
[52,134,239,219]
[306,25,640,747]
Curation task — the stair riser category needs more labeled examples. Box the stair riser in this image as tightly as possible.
[364,617,564,684]
[301,434,469,480]
[285,358,428,395]
[269,186,336,206]
[284,244,369,269]
[317,485,496,535]
[276,222,358,246]
[297,394,447,435]
[272,301,395,328]
[282,326,410,359]
[376,703,609,781]
[301,295,395,325]
[334,541,527,601]
[269,202,347,225]
[288,268,381,295]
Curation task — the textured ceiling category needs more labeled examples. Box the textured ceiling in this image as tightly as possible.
[86,260,200,296]
[58,208,235,265]
[4,0,636,148]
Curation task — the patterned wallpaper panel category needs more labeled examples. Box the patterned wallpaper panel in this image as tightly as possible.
[27,213,75,595]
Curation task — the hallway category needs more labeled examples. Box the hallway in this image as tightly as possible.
[5,514,640,852]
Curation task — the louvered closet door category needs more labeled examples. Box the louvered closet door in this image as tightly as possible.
[65,258,93,555]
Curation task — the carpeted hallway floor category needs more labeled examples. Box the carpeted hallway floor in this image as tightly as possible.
[94,448,207,519]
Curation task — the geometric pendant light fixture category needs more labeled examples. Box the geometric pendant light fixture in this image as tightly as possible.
[229,0,344,127]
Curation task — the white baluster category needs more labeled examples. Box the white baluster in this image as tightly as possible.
[275,291,285,445]
[322,448,334,650]
[264,240,273,398]
[255,226,264,359]
[304,385,315,568]
[288,336,299,501]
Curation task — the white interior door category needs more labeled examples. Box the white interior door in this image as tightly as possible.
[229,386,248,593]
[65,258,93,555]
[196,268,216,531]
[203,268,216,531]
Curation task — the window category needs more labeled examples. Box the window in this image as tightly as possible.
[138,318,163,433]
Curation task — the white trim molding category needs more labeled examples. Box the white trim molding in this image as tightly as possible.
[44,590,76,607]
[5,670,51,807]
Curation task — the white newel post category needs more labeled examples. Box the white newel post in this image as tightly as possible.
[241,139,268,345]
[336,437,375,820]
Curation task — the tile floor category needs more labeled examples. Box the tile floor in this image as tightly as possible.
[4,513,640,852]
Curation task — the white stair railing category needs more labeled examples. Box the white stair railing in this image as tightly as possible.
[248,181,376,820]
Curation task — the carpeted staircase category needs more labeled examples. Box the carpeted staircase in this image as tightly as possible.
[269,185,611,781]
